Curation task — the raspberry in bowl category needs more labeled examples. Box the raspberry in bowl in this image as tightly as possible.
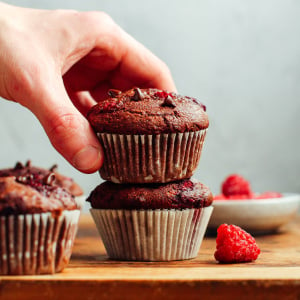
[209,174,300,234]
[221,174,252,198]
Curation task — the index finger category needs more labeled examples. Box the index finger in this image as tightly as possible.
[68,12,177,93]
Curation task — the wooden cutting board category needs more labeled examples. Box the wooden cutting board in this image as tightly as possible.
[1,214,300,300]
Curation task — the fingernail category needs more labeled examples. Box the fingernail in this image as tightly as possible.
[73,146,101,171]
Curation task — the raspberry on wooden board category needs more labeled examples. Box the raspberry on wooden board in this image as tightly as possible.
[214,224,260,263]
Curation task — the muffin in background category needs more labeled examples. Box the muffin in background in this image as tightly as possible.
[0,167,80,275]
[0,160,83,196]
[0,160,84,209]
[87,88,209,184]
[87,178,213,261]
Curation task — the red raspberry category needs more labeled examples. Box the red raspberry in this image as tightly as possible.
[154,91,175,99]
[221,174,252,197]
[101,99,124,112]
[214,224,260,263]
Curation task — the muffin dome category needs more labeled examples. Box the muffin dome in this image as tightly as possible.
[0,176,77,215]
[0,160,83,197]
[87,88,208,134]
[87,178,213,210]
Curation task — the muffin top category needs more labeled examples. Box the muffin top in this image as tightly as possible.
[0,161,83,197]
[0,174,77,216]
[87,179,213,210]
[87,88,209,134]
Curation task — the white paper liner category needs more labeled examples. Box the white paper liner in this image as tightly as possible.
[90,207,213,261]
[0,210,80,275]
[97,130,207,183]
[75,195,86,210]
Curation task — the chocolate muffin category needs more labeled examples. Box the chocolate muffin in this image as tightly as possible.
[88,178,213,261]
[0,171,80,275]
[87,88,209,183]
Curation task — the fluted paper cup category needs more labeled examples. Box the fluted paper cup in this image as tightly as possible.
[0,210,80,275]
[97,130,207,184]
[90,207,213,261]
[75,195,87,210]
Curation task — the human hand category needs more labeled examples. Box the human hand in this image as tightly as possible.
[0,2,176,173]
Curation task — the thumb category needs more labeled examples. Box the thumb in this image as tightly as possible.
[26,78,103,173]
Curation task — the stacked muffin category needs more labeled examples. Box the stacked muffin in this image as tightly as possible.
[87,88,213,261]
[0,161,82,275]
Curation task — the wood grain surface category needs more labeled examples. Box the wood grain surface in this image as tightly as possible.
[1,214,300,300]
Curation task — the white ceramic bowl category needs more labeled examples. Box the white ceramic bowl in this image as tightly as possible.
[208,193,300,235]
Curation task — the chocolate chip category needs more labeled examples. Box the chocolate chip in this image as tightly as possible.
[43,173,56,186]
[131,88,144,101]
[16,176,24,183]
[14,162,24,170]
[108,89,122,97]
[16,175,28,183]
[49,164,58,172]
[162,95,176,108]
[25,160,32,167]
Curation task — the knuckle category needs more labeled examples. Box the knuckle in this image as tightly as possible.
[80,11,116,30]
[12,63,43,100]
[47,112,82,146]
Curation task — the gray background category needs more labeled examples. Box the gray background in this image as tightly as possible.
[1,0,300,201]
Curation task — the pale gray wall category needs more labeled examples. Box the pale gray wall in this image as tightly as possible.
[1,0,300,198]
